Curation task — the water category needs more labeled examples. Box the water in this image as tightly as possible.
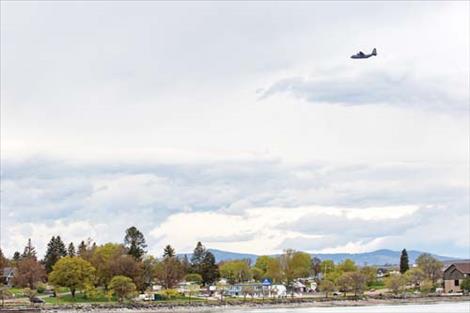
[225,302,470,313]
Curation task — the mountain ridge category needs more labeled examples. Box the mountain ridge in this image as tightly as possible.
[179,248,459,266]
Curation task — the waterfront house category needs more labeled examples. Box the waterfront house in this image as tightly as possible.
[443,262,470,293]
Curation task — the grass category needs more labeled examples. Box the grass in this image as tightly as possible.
[43,292,117,304]
[7,288,26,297]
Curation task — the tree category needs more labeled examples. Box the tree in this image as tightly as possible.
[199,251,219,285]
[91,243,127,289]
[349,272,367,297]
[219,260,252,284]
[319,279,335,298]
[254,256,271,274]
[12,252,21,263]
[163,245,175,258]
[49,256,96,297]
[77,238,96,261]
[185,273,203,284]
[279,250,311,287]
[190,242,206,271]
[360,266,377,286]
[68,242,76,257]
[385,273,406,295]
[124,226,147,260]
[43,236,67,272]
[419,279,434,294]
[0,249,8,271]
[140,256,158,292]
[404,267,425,288]
[264,257,283,283]
[109,254,143,291]
[416,253,443,284]
[22,239,37,259]
[460,277,470,293]
[109,275,137,302]
[338,259,357,273]
[336,273,352,297]
[13,257,46,289]
[399,249,409,274]
[155,256,184,289]
[311,257,322,277]
[320,259,336,280]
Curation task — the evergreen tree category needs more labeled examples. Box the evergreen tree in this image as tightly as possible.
[78,241,87,256]
[191,242,206,269]
[43,236,67,272]
[200,251,219,284]
[124,226,147,260]
[13,251,21,262]
[163,245,175,258]
[400,249,410,274]
[68,242,76,257]
[22,239,37,259]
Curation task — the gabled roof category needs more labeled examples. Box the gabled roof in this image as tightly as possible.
[445,262,470,274]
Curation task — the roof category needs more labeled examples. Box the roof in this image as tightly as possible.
[2,267,16,277]
[445,262,470,274]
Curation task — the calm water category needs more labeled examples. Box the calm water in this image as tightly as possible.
[224,302,470,313]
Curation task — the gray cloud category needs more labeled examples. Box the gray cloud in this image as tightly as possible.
[260,69,469,111]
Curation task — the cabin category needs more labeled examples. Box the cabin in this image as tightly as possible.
[443,262,470,293]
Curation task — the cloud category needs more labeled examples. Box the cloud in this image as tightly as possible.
[260,68,469,112]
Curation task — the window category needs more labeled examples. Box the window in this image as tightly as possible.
[454,279,459,286]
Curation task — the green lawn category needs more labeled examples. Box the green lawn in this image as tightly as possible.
[8,288,26,297]
[44,292,117,304]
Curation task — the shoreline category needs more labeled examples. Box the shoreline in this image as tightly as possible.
[2,295,469,313]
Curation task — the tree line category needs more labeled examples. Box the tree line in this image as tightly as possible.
[0,230,459,301]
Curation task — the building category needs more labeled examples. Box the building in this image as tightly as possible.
[443,262,470,293]
[1,267,16,286]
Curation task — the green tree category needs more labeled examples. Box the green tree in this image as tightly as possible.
[360,266,377,286]
[349,272,367,297]
[264,257,283,283]
[163,245,175,258]
[185,273,203,284]
[124,226,147,260]
[68,242,76,257]
[460,277,470,293]
[219,260,252,284]
[108,275,137,302]
[319,279,335,298]
[404,267,425,288]
[199,251,219,285]
[12,252,21,263]
[337,259,357,272]
[254,255,271,273]
[419,279,434,294]
[399,249,409,274]
[416,253,443,284]
[22,239,37,259]
[279,250,311,287]
[190,242,206,271]
[91,243,127,289]
[49,256,96,297]
[43,236,67,272]
[336,273,352,297]
[385,273,406,295]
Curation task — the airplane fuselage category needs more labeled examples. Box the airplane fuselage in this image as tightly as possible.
[350,54,373,59]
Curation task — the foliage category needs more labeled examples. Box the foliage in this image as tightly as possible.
[385,273,406,295]
[22,239,37,259]
[159,288,180,299]
[108,275,137,302]
[399,249,409,274]
[155,248,184,289]
[185,273,203,284]
[140,256,158,292]
[279,250,311,286]
[416,253,443,283]
[13,257,47,289]
[44,236,67,273]
[337,259,357,273]
[319,279,335,298]
[0,287,13,306]
[36,282,47,293]
[49,256,96,297]
[163,245,175,258]
[460,277,470,292]
[68,242,76,257]
[124,226,147,260]
[360,266,377,286]
[91,243,127,288]
[404,267,425,287]
[419,279,434,294]
[22,288,37,300]
[219,260,252,284]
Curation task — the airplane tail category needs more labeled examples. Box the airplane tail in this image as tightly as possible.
[372,48,377,56]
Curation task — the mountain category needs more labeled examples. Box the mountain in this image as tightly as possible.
[181,248,458,266]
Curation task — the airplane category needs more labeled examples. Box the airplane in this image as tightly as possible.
[351,48,377,59]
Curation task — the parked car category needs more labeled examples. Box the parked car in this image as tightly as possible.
[30,296,45,304]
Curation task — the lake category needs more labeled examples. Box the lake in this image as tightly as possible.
[225,302,470,313]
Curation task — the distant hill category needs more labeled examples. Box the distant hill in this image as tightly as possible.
[180,248,458,266]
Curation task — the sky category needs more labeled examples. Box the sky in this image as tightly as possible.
[1,1,469,259]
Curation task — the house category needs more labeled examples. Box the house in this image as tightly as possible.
[443,262,470,293]
[1,267,16,286]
